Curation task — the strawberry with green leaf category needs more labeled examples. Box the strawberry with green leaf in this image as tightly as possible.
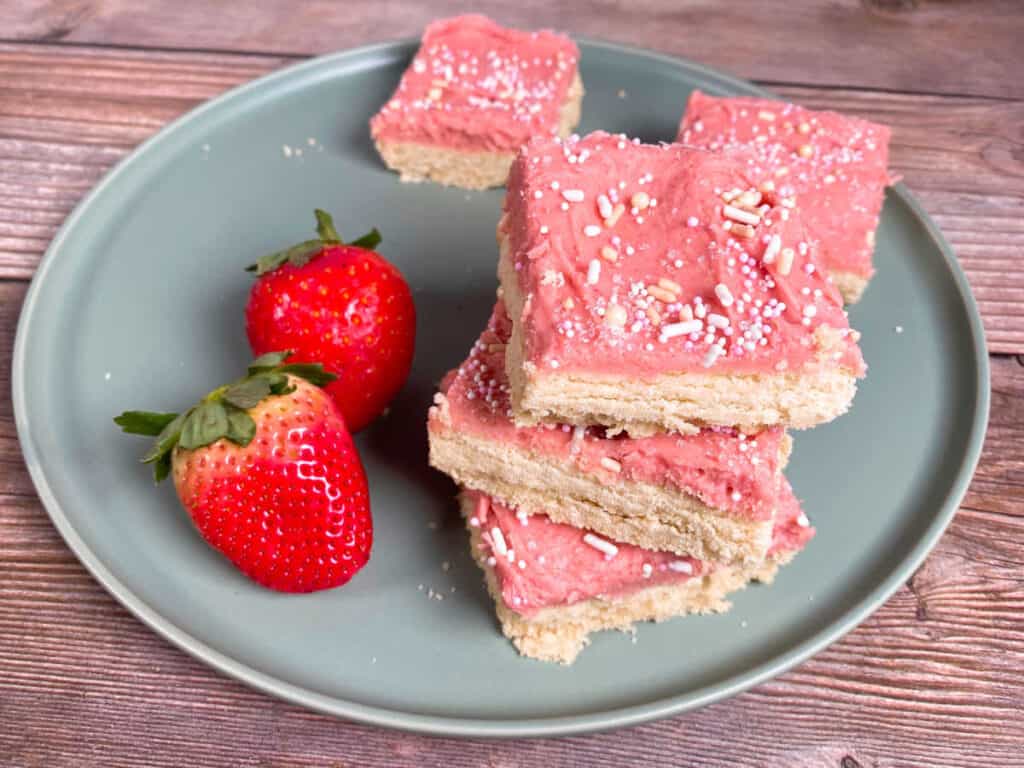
[245,209,415,432]
[115,352,372,593]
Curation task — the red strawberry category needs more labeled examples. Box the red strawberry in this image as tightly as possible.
[115,352,372,593]
[245,210,415,432]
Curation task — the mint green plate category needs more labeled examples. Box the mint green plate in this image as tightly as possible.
[12,39,989,737]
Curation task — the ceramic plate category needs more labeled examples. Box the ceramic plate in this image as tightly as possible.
[13,39,989,737]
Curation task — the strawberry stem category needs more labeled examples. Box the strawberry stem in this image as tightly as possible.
[246,209,383,276]
[314,209,341,243]
[114,352,337,482]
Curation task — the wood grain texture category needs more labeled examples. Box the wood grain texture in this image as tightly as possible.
[1,43,1022,352]
[0,342,1021,766]
[3,0,1023,100]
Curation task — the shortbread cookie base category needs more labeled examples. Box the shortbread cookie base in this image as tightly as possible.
[830,269,870,305]
[462,497,790,664]
[430,412,776,564]
[374,73,583,189]
[498,243,859,435]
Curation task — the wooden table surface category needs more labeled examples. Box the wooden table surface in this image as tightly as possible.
[2,2,1022,765]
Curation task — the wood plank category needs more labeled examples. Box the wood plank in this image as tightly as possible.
[2,43,1022,352]
[0,255,1021,764]
[2,1,1022,100]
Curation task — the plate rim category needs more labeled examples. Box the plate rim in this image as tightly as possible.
[11,36,991,738]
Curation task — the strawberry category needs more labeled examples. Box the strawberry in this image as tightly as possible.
[114,352,372,593]
[245,210,416,432]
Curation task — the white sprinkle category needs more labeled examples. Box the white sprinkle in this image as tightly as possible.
[703,345,724,367]
[763,235,781,264]
[584,224,602,237]
[723,204,761,226]
[534,190,543,199]
[282,144,293,157]
[642,563,653,578]
[797,513,810,528]
[490,527,508,557]
[660,319,702,340]
[895,325,904,334]
[600,457,622,473]
[469,516,480,528]
[731,491,742,502]
[604,303,628,328]
[597,194,613,219]
[518,560,526,570]
[714,283,734,307]
[687,216,699,227]
[707,313,730,329]
[803,305,817,318]
[587,259,601,284]
[104,372,112,381]
[668,561,694,574]
[583,533,619,558]
[540,225,549,235]
[778,248,795,275]
[562,189,585,202]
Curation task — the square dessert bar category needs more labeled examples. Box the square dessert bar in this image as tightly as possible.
[498,132,866,436]
[678,91,892,303]
[462,487,813,664]
[429,301,792,565]
[370,15,583,189]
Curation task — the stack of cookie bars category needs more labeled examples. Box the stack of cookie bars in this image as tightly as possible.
[372,15,891,663]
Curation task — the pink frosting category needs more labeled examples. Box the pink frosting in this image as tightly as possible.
[469,482,813,618]
[501,132,865,378]
[369,15,578,153]
[678,91,891,280]
[431,301,787,520]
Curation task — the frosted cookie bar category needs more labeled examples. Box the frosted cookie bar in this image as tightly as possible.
[370,14,583,189]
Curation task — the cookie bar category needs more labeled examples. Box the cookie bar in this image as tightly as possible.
[429,301,790,565]
[678,91,891,303]
[370,15,583,189]
[498,132,865,435]
[461,486,813,664]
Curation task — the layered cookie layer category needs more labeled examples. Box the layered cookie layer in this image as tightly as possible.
[498,131,865,435]
[429,301,790,564]
[462,486,813,663]
[370,15,583,189]
[678,91,891,303]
